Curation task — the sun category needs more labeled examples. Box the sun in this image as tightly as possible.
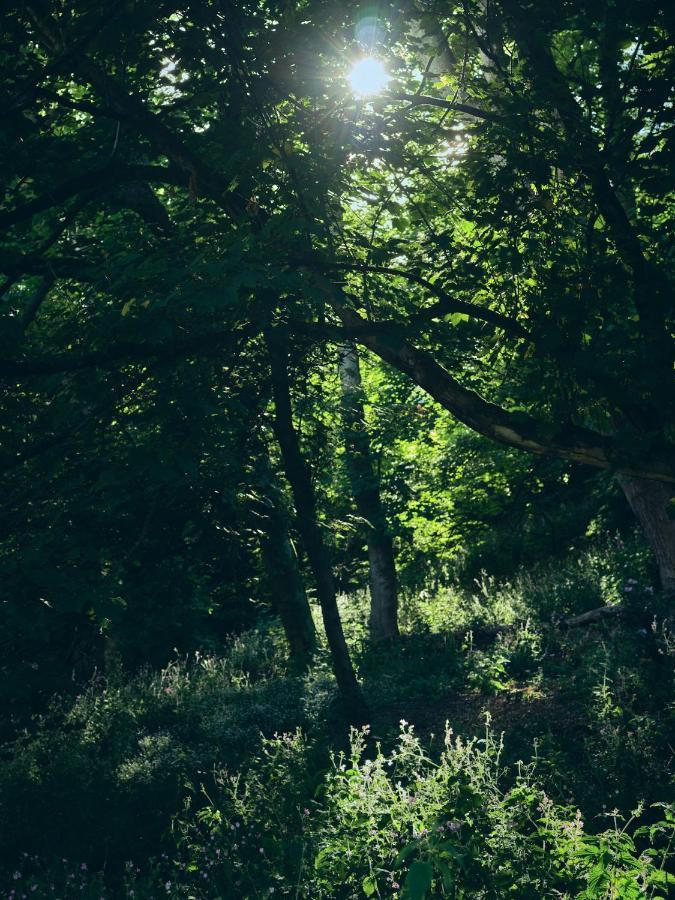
[348,57,389,96]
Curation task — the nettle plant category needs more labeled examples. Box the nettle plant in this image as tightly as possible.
[172,723,674,899]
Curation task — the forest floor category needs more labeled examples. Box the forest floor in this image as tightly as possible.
[1,537,673,897]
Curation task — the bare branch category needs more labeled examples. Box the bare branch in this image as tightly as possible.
[326,261,530,339]
[388,91,500,121]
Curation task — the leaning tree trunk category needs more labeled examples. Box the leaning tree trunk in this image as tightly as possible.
[618,475,675,597]
[254,448,317,670]
[338,341,399,641]
[267,331,368,721]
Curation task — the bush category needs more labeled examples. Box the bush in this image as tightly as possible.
[165,724,675,898]
[0,629,308,866]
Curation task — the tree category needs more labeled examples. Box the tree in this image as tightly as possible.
[267,329,367,720]
[298,0,675,592]
[1,0,673,681]
[252,445,317,669]
[338,341,399,640]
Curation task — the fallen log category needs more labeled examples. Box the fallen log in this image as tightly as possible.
[561,605,623,628]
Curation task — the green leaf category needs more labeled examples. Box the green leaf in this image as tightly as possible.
[394,842,419,867]
[402,860,433,900]
[314,848,331,871]
[362,875,377,896]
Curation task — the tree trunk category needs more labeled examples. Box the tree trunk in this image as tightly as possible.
[267,331,368,721]
[338,341,399,641]
[618,475,675,597]
[254,449,317,670]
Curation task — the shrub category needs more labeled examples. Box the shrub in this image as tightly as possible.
[167,724,674,898]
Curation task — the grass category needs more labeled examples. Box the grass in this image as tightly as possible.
[1,535,673,897]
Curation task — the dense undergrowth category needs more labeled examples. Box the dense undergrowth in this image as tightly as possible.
[1,536,673,898]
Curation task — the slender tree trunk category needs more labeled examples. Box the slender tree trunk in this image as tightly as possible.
[267,331,368,721]
[254,449,317,670]
[338,341,399,641]
[618,476,675,597]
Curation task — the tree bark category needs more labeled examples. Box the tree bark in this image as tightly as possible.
[338,342,399,641]
[618,476,675,598]
[254,449,317,670]
[267,331,368,721]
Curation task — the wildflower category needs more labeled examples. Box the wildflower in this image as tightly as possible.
[259,848,264,854]
[624,585,633,592]
[303,808,310,816]
[12,873,21,881]
[80,863,88,871]
[165,882,171,891]
[645,586,654,594]
[392,883,400,890]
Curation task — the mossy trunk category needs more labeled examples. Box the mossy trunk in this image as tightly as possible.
[338,341,399,641]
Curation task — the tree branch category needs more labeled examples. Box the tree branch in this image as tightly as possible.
[388,91,500,122]
[0,163,185,231]
[0,252,99,280]
[325,261,530,339]
[0,322,258,378]
[499,0,674,383]
[327,300,674,483]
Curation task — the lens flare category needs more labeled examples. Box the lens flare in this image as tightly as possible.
[348,57,389,96]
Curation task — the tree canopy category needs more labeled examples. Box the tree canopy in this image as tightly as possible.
[2,0,674,694]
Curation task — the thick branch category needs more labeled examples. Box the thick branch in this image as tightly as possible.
[334,304,675,483]
[0,252,99,280]
[0,323,258,378]
[499,0,673,382]
[0,164,184,231]
[326,261,530,339]
[19,275,54,333]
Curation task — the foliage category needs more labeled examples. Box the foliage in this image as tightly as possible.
[0,1,674,894]
[7,724,672,898]
[0,629,316,866]
[1,540,673,895]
